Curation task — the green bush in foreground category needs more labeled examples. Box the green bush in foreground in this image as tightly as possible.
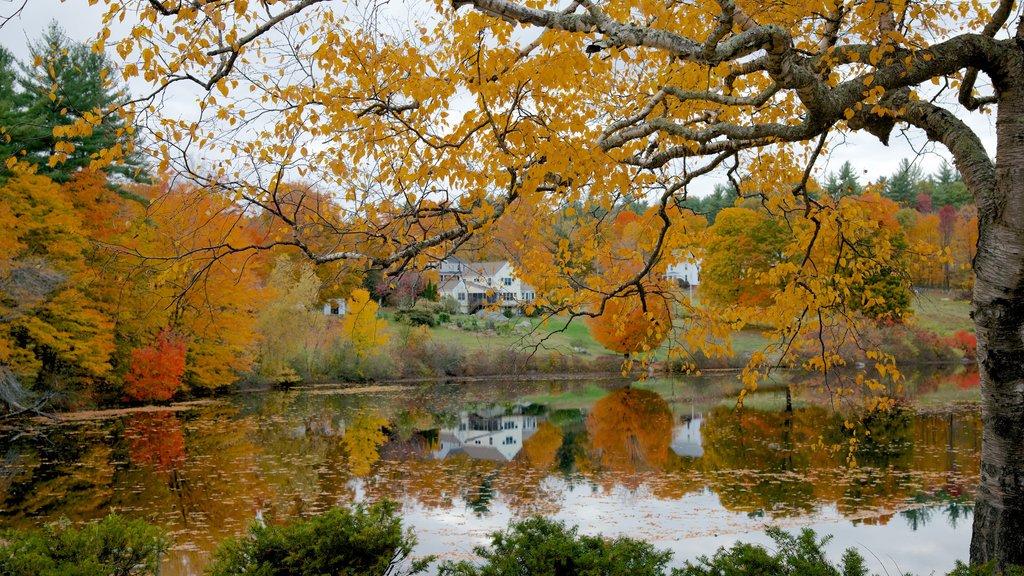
[206,500,431,576]
[0,514,166,576]
[437,517,674,576]
[675,526,878,576]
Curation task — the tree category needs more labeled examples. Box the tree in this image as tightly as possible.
[585,293,671,356]
[123,328,187,402]
[700,207,790,307]
[884,159,924,206]
[4,23,144,182]
[340,289,389,359]
[825,161,863,198]
[256,256,328,382]
[72,0,1024,566]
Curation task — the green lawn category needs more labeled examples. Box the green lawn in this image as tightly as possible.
[391,289,973,367]
[912,290,973,337]
[420,313,611,357]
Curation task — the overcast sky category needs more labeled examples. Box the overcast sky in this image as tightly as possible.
[0,0,1000,194]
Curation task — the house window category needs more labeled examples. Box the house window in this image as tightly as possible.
[502,292,514,300]
[330,303,340,315]
[501,277,512,286]
[458,292,466,301]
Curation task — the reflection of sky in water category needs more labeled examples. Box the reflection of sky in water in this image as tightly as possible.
[392,481,970,574]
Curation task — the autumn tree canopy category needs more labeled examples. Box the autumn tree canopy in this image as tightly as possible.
[4,0,1024,567]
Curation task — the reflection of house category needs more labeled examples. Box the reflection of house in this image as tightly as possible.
[433,405,542,462]
[322,298,348,316]
[670,411,704,457]
[436,258,536,314]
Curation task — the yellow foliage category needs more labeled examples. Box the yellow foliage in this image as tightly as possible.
[340,289,389,358]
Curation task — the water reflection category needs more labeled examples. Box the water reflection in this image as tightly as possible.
[0,366,982,575]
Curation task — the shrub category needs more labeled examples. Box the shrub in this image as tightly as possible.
[441,296,460,314]
[949,330,977,360]
[394,308,439,327]
[0,515,166,576]
[207,501,430,576]
[946,561,1024,576]
[676,526,871,576]
[438,517,673,576]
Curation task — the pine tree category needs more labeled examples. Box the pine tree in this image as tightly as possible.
[10,22,146,182]
[883,159,922,205]
[825,161,863,198]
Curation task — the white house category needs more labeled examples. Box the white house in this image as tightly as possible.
[665,259,701,286]
[436,256,466,281]
[432,405,542,462]
[322,298,348,316]
[438,259,536,314]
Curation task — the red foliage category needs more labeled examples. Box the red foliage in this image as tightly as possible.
[955,370,981,389]
[124,412,186,471]
[915,193,933,213]
[949,330,977,360]
[124,329,187,402]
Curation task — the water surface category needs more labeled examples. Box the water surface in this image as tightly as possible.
[0,367,981,575]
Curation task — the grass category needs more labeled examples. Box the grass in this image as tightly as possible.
[912,290,973,337]
[388,288,974,371]
[424,314,610,356]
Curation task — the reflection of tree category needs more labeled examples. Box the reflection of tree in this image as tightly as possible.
[0,428,115,524]
[585,388,673,474]
[341,410,389,477]
[700,406,819,516]
[124,412,186,471]
[519,422,562,471]
[698,404,981,524]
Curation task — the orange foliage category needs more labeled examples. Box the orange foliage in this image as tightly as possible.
[586,294,671,355]
[585,388,673,473]
[124,328,187,402]
[124,412,187,471]
[519,421,563,470]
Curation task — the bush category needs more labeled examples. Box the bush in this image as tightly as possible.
[208,501,430,576]
[946,561,1024,576]
[394,308,439,327]
[676,526,870,576]
[438,517,673,576]
[441,296,460,314]
[0,515,166,576]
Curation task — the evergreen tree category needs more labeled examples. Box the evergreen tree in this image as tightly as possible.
[682,183,735,224]
[883,159,922,205]
[932,162,971,207]
[0,48,20,170]
[824,161,863,197]
[6,22,146,182]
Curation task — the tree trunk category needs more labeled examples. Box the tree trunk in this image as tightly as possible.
[969,66,1024,569]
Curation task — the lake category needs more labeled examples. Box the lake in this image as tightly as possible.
[0,366,981,575]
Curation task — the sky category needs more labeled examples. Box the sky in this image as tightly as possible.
[0,0,1001,195]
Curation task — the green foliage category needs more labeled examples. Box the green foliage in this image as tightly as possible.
[394,307,439,327]
[3,22,146,182]
[0,514,165,576]
[681,183,736,224]
[945,561,1024,576]
[676,526,875,576]
[207,501,430,576]
[422,279,439,301]
[438,517,674,576]
[884,159,923,206]
[825,161,864,198]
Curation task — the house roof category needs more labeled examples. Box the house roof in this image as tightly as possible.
[464,261,508,277]
[438,277,463,292]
